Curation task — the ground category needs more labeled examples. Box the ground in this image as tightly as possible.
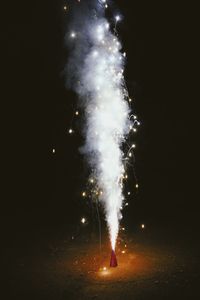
[4,228,200,300]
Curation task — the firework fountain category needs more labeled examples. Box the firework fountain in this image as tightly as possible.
[66,0,139,266]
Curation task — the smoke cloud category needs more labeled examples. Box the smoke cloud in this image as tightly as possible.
[65,0,133,250]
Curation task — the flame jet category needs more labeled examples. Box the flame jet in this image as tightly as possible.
[65,0,133,261]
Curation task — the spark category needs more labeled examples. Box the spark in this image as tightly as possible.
[99,266,109,276]
[141,223,145,229]
[121,250,126,254]
[81,217,86,224]
[68,129,73,134]
[70,32,76,38]
[52,148,55,154]
[75,111,79,116]
[135,184,139,189]
[82,192,86,197]
[115,15,121,22]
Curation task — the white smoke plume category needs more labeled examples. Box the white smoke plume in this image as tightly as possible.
[65,0,133,250]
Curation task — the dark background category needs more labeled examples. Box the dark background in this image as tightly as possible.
[2,1,198,245]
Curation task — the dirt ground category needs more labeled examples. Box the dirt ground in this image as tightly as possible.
[4,230,200,300]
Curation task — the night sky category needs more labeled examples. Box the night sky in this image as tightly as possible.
[3,1,198,244]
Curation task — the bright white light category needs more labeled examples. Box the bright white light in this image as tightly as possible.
[141,223,145,229]
[115,15,120,22]
[81,217,86,224]
[69,129,73,134]
[52,148,55,154]
[92,51,98,57]
[135,184,139,189]
[105,22,109,30]
[75,111,79,115]
[70,32,76,38]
